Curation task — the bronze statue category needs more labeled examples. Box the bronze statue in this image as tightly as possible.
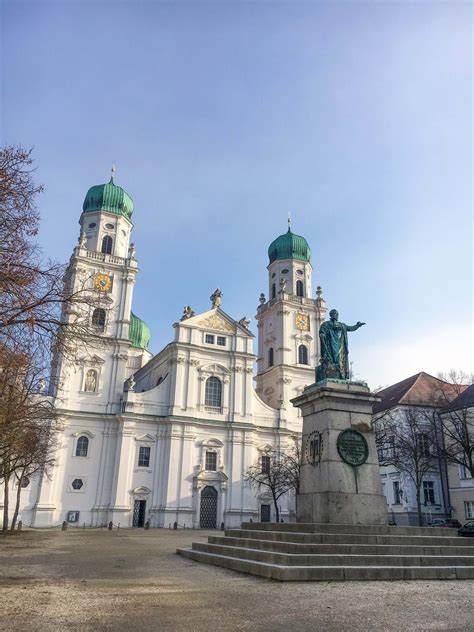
[316,309,365,381]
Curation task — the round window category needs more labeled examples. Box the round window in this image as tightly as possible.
[281,269,289,274]
[105,223,115,230]
[297,269,304,275]
[88,222,97,229]
[122,229,126,236]
[272,272,276,278]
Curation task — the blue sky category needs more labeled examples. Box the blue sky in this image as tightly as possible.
[2,1,472,388]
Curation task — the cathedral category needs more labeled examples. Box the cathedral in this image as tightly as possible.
[14,174,328,529]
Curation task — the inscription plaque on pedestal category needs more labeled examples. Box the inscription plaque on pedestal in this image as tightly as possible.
[337,429,368,467]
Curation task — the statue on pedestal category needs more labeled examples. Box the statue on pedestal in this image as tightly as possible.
[316,309,365,381]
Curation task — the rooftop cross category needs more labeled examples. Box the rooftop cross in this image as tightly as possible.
[110,163,116,183]
[288,211,292,231]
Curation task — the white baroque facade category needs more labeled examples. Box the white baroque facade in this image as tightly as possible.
[4,176,327,529]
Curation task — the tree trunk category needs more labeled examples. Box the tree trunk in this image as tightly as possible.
[11,477,23,531]
[3,477,10,531]
[415,486,423,527]
[272,491,280,523]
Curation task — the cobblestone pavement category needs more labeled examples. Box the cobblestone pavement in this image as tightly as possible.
[0,529,473,631]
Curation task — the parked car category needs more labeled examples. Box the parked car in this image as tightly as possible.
[428,519,462,528]
[458,520,474,537]
[442,519,462,529]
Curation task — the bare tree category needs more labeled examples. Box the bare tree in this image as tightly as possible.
[0,339,58,530]
[430,371,474,478]
[374,406,440,526]
[244,439,301,523]
[0,145,105,363]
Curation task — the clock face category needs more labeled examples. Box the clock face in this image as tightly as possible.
[295,313,310,331]
[94,273,112,293]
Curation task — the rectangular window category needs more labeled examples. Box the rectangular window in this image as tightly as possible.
[261,455,271,474]
[423,480,435,505]
[459,465,473,480]
[465,501,474,519]
[416,433,430,458]
[216,336,226,346]
[138,446,151,468]
[392,481,401,504]
[205,451,217,471]
[205,334,214,344]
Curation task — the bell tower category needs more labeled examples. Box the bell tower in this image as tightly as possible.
[51,168,151,413]
[255,220,327,427]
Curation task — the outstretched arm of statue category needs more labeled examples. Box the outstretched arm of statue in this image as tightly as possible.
[346,321,366,331]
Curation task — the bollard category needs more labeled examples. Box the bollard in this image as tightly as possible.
[100,524,103,531]
[169,523,171,529]
[118,523,120,531]
[62,521,68,531]
[220,522,224,531]
[183,524,185,530]
[144,521,150,530]
[17,521,22,532]
[108,521,113,531]
[249,518,253,523]
[173,521,178,530]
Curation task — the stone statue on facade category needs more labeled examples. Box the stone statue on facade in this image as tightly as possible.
[78,233,87,248]
[258,293,266,305]
[181,306,195,321]
[210,288,223,308]
[125,374,136,392]
[239,317,251,329]
[316,309,365,382]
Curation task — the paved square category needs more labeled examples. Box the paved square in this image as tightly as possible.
[1,529,473,631]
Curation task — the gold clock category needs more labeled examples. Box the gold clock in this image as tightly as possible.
[296,313,310,331]
[94,273,113,293]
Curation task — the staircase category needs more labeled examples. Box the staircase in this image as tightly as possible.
[177,522,474,581]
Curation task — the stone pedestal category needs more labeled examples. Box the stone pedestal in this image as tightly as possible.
[291,380,387,525]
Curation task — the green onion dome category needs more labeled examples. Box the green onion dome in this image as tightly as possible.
[129,312,151,350]
[82,177,134,220]
[268,228,311,264]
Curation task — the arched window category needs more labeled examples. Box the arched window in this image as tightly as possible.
[101,235,113,254]
[271,283,276,299]
[268,347,274,367]
[205,376,222,410]
[76,436,89,457]
[92,308,106,330]
[298,344,309,365]
[296,280,304,297]
[84,369,98,393]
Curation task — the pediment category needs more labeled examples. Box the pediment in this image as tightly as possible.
[195,310,236,333]
[135,433,156,442]
[201,438,224,448]
[75,354,106,366]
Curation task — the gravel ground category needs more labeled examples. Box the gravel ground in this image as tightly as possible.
[0,529,473,632]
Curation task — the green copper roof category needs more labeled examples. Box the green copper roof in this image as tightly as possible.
[82,178,134,220]
[268,228,311,264]
[129,312,151,350]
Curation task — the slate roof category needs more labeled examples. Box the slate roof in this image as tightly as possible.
[373,371,461,414]
[442,383,474,412]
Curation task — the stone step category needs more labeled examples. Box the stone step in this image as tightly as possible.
[226,529,474,547]
[192,542,474,567]
[209,535,474,557]
[177,548,474,581]
[241,522,458,537]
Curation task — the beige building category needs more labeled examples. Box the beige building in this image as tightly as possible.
[443,385,474,523]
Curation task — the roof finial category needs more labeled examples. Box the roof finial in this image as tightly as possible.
[288,211,292,232]
[110,162,116,183]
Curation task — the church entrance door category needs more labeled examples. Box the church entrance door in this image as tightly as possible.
[133,499,146,527]
[199,486,218,528]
